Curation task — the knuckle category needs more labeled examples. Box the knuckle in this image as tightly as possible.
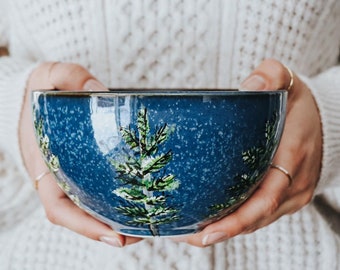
[262,58,281,66]
[283,137,304,162]
[236,218,250,233]
[51,62,92,89]
[263,59,286,75]
[227,216,253,238]
[243,226,260,235]
[44,202,65,225]
[301,190,314,206]
[286,189,314,215]
[65,63,88,79]
[263,194,281,215]
[45,208,60,225]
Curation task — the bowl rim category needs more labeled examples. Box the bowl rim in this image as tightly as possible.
[32,88,287,97]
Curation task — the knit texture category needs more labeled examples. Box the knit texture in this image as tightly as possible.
[301,67,340,193]
[0,0,339,269]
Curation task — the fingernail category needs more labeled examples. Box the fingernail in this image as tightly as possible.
[99,236,123,248]
[202,232,228,246]
[240,75,266,90]
[83,79,107,90]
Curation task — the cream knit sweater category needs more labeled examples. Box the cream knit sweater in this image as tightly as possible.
[0,0,340,269]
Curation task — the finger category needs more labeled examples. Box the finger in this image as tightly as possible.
[268,86,321,185]
[240,58,301,104]
[27,62,136,246]
[179,167,290,247]
[248,59,293,90]
[38,174,143,247]
[240,165,316,234]
[242,187,314,234]
[177,165,313,246]
[49,62,107,90]
[27,62,106,91]
[179,59,321,248]
[240,59,292,89]
[242,58,321,178]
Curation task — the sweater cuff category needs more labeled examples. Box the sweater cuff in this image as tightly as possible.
[299,66,340,194]
[0,57,38,180]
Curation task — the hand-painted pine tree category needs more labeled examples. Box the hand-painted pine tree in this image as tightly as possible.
[111,107,180,236]
[210,113,279,212]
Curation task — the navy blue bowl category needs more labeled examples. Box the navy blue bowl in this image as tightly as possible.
[32,89,287,237]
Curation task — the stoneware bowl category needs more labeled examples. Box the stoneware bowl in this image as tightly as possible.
[32,89,287,237]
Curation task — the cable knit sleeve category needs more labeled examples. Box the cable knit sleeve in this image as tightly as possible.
[300,65,340,194]
[0,0,38,179]
[0,57,38,176]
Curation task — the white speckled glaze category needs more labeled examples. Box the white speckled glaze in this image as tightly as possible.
[32,89,287,236]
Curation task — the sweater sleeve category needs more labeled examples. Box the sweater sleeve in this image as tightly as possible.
[300,65,340,194]
[0,1,38,180]
[0,57,38,180]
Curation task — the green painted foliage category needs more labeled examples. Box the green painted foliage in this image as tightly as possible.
[111,107,180,234]
[34,116,60,172]
[210,113,279,213]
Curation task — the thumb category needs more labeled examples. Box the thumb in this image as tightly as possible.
[49,62,107,90]
[240,58,294,93]
[28,62,107,91]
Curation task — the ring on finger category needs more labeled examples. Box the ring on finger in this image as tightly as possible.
[270,163,293,187]
[283,64,294,92]
[34,170,51,190]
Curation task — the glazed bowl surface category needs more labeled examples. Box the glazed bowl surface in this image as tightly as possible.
[32,89,287,237]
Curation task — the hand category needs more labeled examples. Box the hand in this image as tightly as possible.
[174,59,322,247]
[19,62,142,247]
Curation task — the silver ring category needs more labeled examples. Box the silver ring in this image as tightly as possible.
[283,64,294,92]
[34,170,51,190]
[270,164,293,187]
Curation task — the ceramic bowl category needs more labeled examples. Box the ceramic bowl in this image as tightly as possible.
[32,89,287,237]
